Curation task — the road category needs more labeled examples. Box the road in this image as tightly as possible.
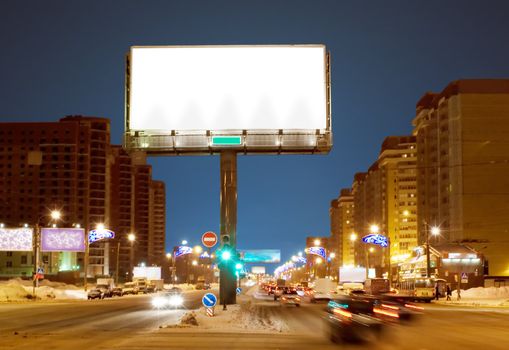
[1,290,508,349]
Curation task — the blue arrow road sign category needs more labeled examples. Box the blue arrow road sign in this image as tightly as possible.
[202,293,217,308]
[236,287,242,295]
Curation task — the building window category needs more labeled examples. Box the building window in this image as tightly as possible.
[21,255,27,264]
[6,251,12,257]
[6,261,12,268]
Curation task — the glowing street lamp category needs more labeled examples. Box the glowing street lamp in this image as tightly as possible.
[350,233,357,241]
[166,252,172,259]
[192,260,198,266]
[182,240,188,245]
[193,245,203,254]
[314,239,321,246]
[370,224,379,234]
[431,226,440,236]
[128,233,136,242]
[50,210,61,221]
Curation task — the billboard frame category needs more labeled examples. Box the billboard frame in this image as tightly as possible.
[124,44,332,155]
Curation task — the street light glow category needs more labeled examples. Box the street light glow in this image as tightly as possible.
[193,245,203,254]
[166,252,172,259]
[50,210,61,220]
[128,233,136,242]
[370,224,379,234]
[314,239,321,246]
[350,233,357,241]
[96,223,105,231]
[182,240,188,245]
[369,247,375,253]
[431,226,440,236]
[315,257,323,264]
[192,260,198,266]
[329,252,336,259]
[297,251,303,257]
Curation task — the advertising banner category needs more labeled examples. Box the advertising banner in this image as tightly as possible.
[238,249,281,263]
[0,227,33,251]
[41,228,85,252]
[174,245,193,258]
[305,246,326,259]
[88,228,115,244]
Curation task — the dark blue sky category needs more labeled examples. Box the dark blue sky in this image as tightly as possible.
[1,1,509,268]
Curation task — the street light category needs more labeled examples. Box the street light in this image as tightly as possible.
[370,224,379,234]
[314,239,321,246]
[193,245,203,254]
[128,233,136,280]
[166,252,172,259]
[350,233,357,241]
[426,225,441,278]
[33,210,61,297]
[182,240,188,245]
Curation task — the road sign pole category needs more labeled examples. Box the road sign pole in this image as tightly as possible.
[220,150,237,305]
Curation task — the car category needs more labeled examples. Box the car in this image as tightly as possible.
[95,284,112,298]
[87,288,105,300]
[326,295,384,343]
[280,290,301,307]
[152,289,185,309]
[122,282,139,295]
[111,287,123,297]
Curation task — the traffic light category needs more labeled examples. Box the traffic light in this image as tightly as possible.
[235,262,243,270]
[221,250,232,261]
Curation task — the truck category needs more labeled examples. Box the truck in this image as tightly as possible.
[95,278,115,298]
[312,278,337,301]
[364,278,390,295]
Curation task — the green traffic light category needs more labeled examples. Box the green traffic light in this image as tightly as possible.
[235,263,243,270]
[221,250,231,260]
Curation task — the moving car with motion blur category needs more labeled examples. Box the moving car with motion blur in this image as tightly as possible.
[326,295,383,343]
[111,287,123,297]
[280,289,301,307]
[151,287,184,309]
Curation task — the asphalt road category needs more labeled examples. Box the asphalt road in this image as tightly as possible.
[1,290,508,350]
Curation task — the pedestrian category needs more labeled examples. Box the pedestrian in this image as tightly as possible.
[446,285,452,301]
[435,283,440,300]
[457,287,461,301]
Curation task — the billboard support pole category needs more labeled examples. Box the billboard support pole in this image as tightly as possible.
[220,150,237,305]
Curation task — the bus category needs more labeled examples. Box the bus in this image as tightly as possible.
[394,277,446,302]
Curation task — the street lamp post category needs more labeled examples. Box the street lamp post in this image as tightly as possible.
[128,233,136,280]
[425,225,440,278]
[33,210,61,297]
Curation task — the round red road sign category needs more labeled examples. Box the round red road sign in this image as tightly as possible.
[201,231,218,248]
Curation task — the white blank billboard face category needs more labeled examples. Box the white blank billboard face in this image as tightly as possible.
[129,46,327,132]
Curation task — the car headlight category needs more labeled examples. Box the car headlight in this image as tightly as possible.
[169,295,184,306]
[152,296,167,308]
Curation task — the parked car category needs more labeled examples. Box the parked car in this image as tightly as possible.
[87,288,105,300]
[122,282,139,295]
[279,289,301,307]
[95,284,113,298]
[111,287,123,297]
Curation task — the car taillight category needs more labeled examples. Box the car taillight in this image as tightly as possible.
[381,303,399,310]
[282,297,286,300]
[373,307,399,318]
[333,308,352,318]
[404,303,424,311]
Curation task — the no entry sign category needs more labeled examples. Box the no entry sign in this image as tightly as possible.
[202,231,218,248]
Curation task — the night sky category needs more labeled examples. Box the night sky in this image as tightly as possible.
[1,1,509,269]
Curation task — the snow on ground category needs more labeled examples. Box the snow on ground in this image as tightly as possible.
[0,278,86,302]
[164,294,288,333]
[437,286,509,307]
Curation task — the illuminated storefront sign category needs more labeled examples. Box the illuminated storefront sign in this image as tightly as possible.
[41,228,85,252]
[0,227,33,251]
[362,234,389,247]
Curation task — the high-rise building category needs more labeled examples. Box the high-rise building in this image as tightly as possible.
[149,180,166,266]
[413,79,509,276]
[337,189,355,267]
[377,136,418,264]
[0,117,166,280]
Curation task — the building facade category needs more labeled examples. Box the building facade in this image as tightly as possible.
[0,117,166,281]
[413,79,509,276]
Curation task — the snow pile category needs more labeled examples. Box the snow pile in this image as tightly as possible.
[166,298,288,333]
[0,278,86,301]
[460,286,509,299]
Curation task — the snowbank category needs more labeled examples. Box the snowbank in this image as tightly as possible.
[438,286,509,307]
[0,278,86,302]
[164,298,288,333]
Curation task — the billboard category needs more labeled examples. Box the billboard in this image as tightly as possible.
[362,234,388,247]
[0,228,33,251]
[41,228,85,252]
[238,249,280,263]
[124,45,331,155]
[174,245,193,258]
[251,266,266,274]
[133,266,161,280]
